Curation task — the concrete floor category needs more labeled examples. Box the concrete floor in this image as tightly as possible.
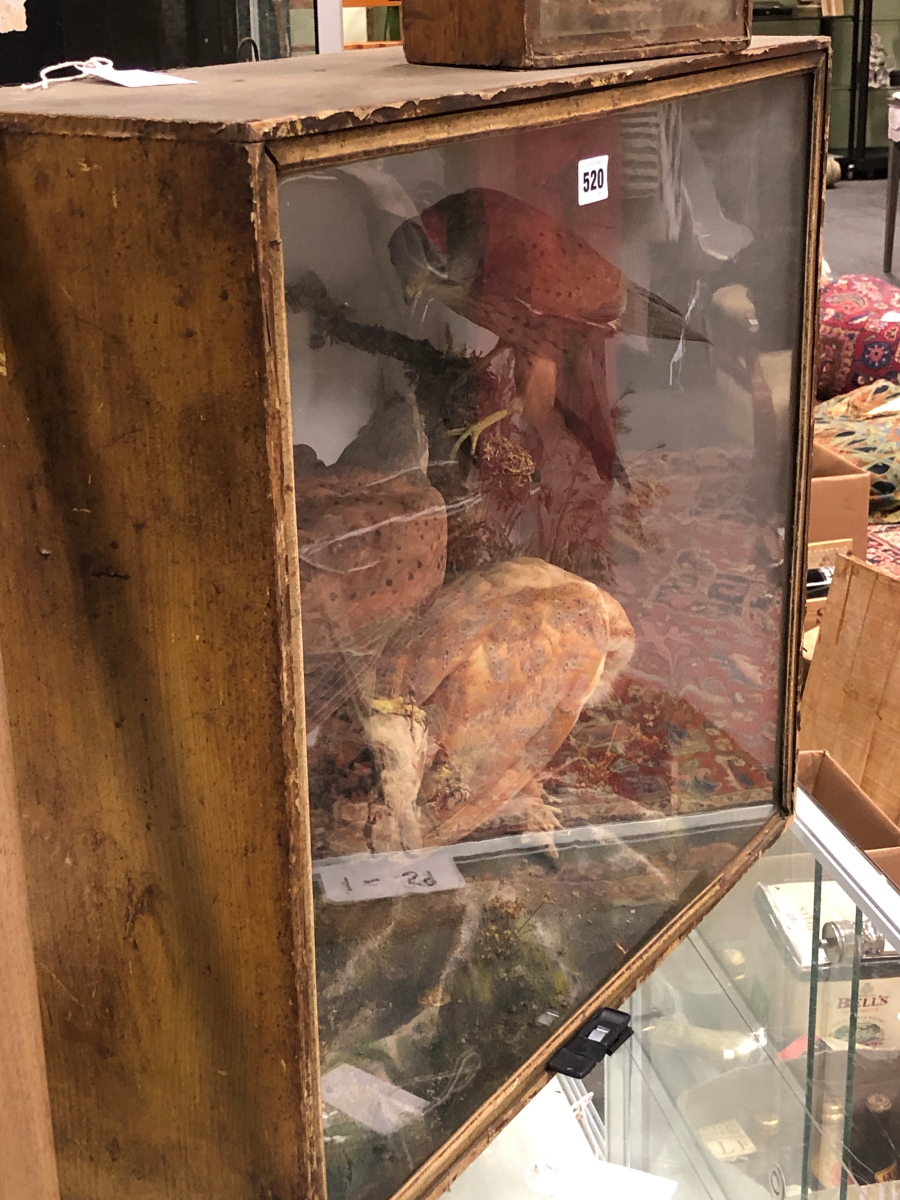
[823,176,896,280]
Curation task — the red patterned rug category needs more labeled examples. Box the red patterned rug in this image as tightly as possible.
[868,524,900,578]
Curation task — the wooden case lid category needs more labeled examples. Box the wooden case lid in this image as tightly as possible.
[0,36,828,142]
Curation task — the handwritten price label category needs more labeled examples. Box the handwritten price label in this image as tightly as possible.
[319,850,465,903]
[698,1119,756,1162]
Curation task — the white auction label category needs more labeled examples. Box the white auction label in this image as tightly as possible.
[577,154,609,205]
[89,64,195,87]
[318,848,464,903]
[321,1064,428,1135]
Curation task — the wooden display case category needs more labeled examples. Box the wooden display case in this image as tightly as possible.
[0,37,826,1200]
[402,0,750,68]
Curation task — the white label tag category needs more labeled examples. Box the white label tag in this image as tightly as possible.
[88,64,195,87]
[577,154,609,206]
[22,57,197,91]
[322,1064,428,1135]
[698,1119,756,1162]
[318,849,464,903]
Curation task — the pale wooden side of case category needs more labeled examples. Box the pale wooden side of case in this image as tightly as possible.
[0,648,60,1200]
[0,131,324,1200]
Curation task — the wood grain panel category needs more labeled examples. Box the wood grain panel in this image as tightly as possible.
[0,132,322,1200]
[270,53,824,170]
[0,38,828,143]
[0,649,60,1200]
[402,0,526,68]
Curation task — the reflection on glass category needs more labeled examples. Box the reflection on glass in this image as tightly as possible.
[603,829,813,1198]
[280,75,809,1200]
[808,868,900,1193]
[449,820,900,1199]
[537,0,740,42]
[445,1074,680,1199]
[542,0,739,41]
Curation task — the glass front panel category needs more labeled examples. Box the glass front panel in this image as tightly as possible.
[537,0,741,44]
[806,868,900,1193]
[280,73,810,1200]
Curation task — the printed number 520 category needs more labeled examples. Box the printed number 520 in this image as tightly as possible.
[577,154,609,206]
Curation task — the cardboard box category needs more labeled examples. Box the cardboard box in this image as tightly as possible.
[804,539,851,634]
[800,556,900,821]
[796,751,900,1041]
[799,748,900,890]
[808,442,871,560]
[797,750,900,852]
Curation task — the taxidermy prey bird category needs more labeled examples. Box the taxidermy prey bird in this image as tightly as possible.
[389,187,707,484]
[365,558,635,852]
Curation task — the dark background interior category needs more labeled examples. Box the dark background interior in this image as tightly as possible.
[0,0,288,85]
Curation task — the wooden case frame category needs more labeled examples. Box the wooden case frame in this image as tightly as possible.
[402,0,750,70]
[0,38,827,1200]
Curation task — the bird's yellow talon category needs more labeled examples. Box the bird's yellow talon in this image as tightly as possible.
[450,408,511,458]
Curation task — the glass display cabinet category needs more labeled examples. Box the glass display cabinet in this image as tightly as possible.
[447,788,900,1199]
[0,38,825,1200]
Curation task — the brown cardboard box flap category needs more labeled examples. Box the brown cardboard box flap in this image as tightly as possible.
[811,442,869,480]
[797,749,900,849]
[869,847,900,888]
[808,443,871,559]
[799,556,900,822]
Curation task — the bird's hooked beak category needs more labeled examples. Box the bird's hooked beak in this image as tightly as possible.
[388,219,452,306]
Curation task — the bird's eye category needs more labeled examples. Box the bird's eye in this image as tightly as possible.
[389,221,448,282]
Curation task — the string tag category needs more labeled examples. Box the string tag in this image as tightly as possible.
[22,57,196,90]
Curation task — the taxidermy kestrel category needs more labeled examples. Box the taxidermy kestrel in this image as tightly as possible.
[389,187,706,484]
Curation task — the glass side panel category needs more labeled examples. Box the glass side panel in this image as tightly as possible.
[279,73,810,1200]
[447,823,826,1200]
[607,820,900,1198]
[807,864,900,1194]
[537,0,740,43]
[605,823,820,1199]
[445,817,900,1200]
